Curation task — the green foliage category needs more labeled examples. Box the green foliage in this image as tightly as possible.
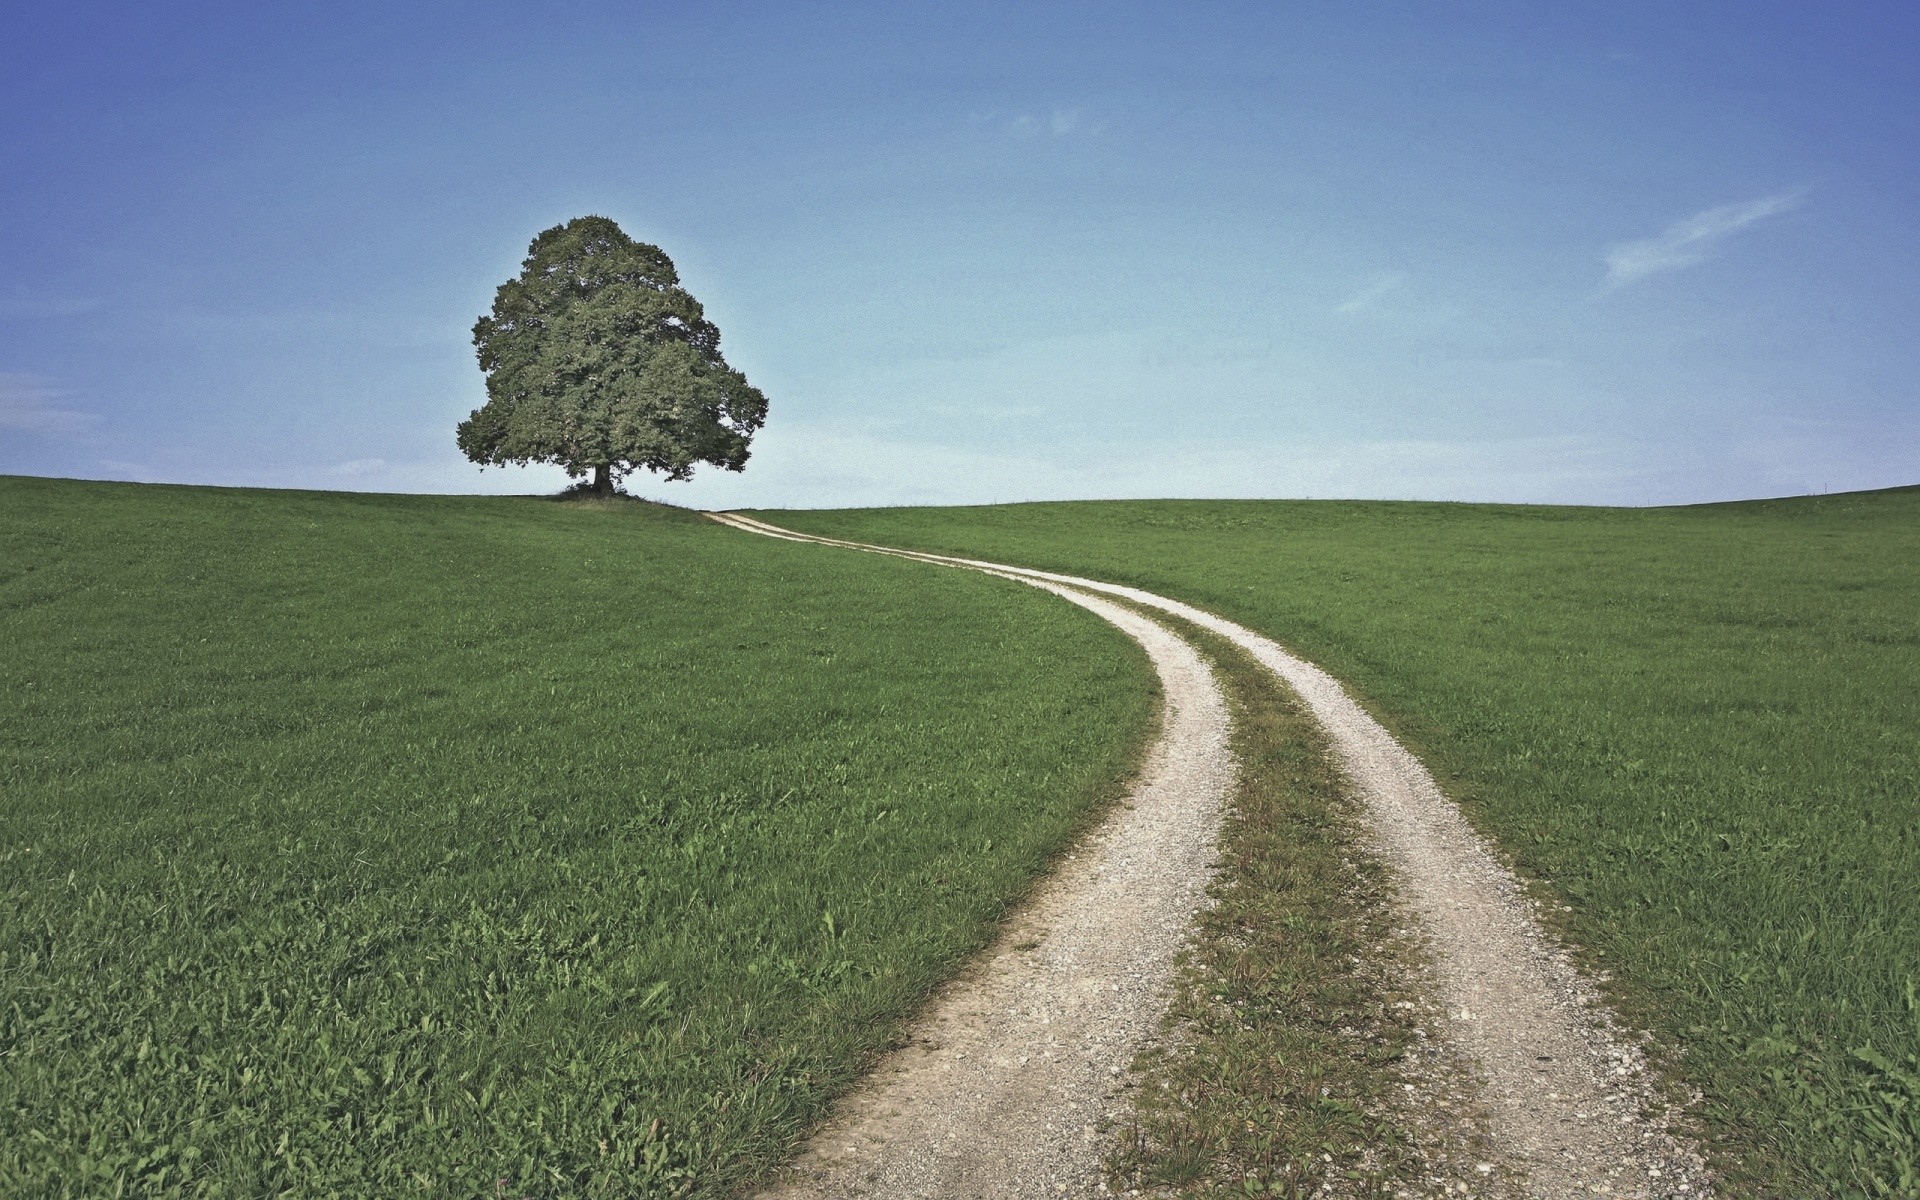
[458,216,768,487]
[772,487,1920,1197]
[0,476,1152,1197]
[1750,1032,1920,1198]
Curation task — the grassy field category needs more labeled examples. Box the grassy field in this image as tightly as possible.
[771,488,1920,1197]
[0,476,1156,1198]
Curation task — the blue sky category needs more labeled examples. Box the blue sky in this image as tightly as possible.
[3,1,1915,507]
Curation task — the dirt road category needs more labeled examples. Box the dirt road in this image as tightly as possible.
[712,512,1712,1199]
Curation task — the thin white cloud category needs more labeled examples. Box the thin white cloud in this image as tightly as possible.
[0,374,97,434]
[1604,189,1805,288]
[969,107,1102,139]
[1335,272,1408,314]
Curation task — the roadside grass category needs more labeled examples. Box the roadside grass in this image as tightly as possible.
[1107,610,1502,1199]
[767,487,1920,1197]
[0,476,1155,1198]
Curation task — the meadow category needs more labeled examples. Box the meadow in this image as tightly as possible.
[0,476,1156,1198]
[773,488,1920,1197]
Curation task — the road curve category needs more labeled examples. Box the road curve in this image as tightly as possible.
[716,513,1233,1198]
[710,512,1713,1200]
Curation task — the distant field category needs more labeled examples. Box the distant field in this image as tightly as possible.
[0,476,1155,1198]
[773,488,1920,1197]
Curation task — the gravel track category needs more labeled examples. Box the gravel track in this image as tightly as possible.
[710,512,1713,1199]
[712,514,1233,1198]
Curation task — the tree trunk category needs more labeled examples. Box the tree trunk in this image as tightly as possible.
[592,464,613,496]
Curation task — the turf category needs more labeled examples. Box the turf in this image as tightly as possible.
[768,487,1920,1197]
[0,476,1156,1198]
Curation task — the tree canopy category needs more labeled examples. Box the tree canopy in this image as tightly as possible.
[457,216,769,493]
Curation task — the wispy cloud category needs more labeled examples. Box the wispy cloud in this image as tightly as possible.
[1335,272,1407,314]
[0,373,97,434]
[969,107,1104,139]
[1604,189,1805,288]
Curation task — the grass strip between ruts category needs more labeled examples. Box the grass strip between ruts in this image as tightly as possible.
[1105,609,1504,1199]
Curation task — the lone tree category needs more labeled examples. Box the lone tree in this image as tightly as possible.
[457,216,769,495]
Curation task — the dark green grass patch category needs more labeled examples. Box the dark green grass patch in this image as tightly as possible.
[0,476,1155,1198]
[770,488,1920,1197]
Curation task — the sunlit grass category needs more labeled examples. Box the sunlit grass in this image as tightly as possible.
[0,476,1154,1198]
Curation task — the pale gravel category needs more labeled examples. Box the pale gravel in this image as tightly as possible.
[710,513,1715,1200]
[714,513,1234,1198]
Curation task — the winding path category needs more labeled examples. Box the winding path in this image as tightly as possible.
[711,512,1712,1200]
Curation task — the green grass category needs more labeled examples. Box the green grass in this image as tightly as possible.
[0,476,1156,1198]
[1106,611,1429,1198]
[768,487,1920,1197]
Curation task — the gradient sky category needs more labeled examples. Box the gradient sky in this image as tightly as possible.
[3,1,1916,507]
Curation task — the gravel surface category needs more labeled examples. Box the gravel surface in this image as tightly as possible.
[712,514,1714,1199]
[713,515,1233,1198]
